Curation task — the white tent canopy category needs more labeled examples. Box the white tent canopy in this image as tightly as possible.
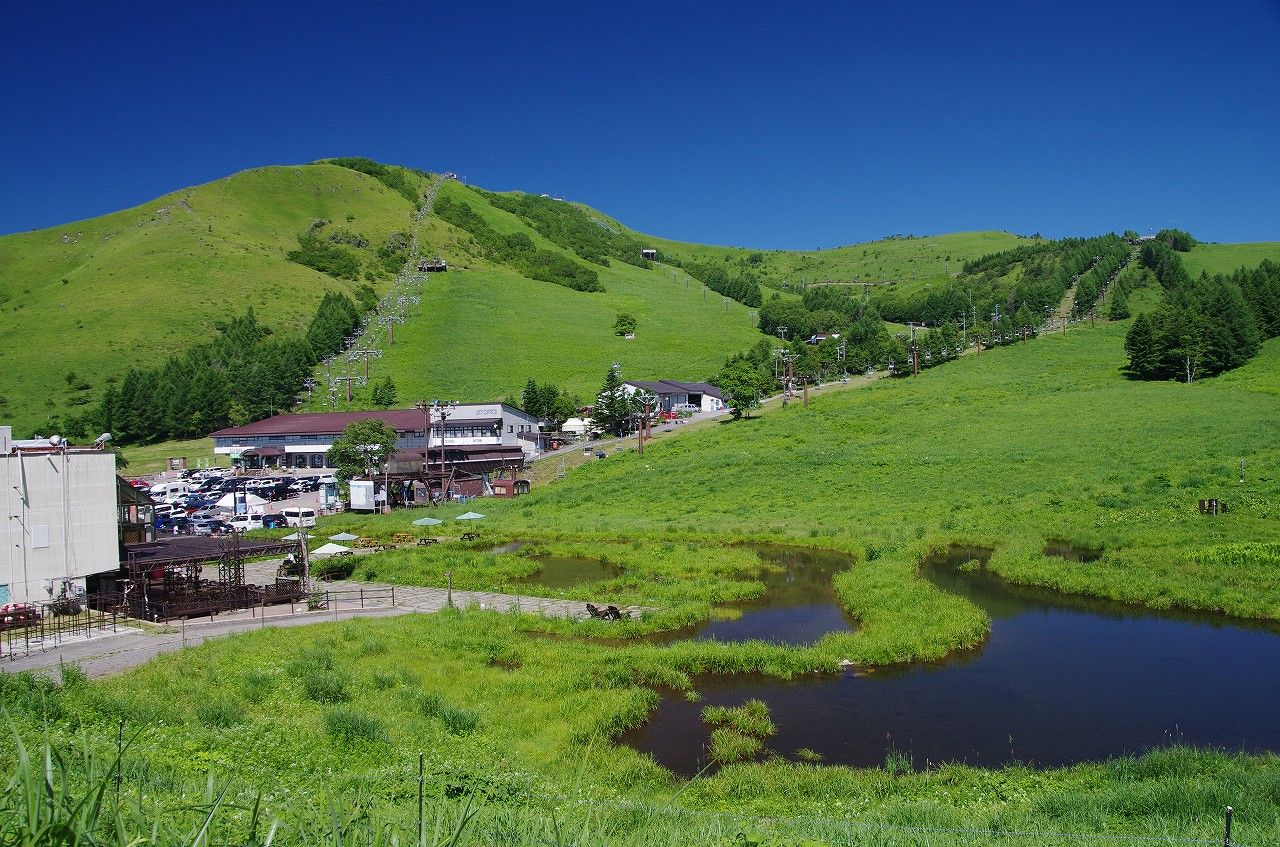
[456,511,485,521]
[311,543,352,558]
[215,492,267,511]
[280,531,314,541]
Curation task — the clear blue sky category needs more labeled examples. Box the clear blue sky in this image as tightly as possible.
[3,1,1278,247]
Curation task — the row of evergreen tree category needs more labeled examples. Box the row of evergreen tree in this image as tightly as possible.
[872,234,1128,328]
[1124,242,1278,382]
[91,293,364,444]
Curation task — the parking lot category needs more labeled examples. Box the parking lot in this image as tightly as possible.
[129,468,340,535]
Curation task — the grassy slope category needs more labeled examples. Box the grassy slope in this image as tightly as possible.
[643,229,1038,295]
[333,180,765,406]
[302,318,1280,659]
[0,164,423,432]
[1182,241,1280,277]
[497,320,1280,549]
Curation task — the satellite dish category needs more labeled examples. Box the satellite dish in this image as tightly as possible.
[94,433,113,445]
[48,434,63,446]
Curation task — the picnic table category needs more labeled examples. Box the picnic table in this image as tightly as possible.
[461,532,480,541]
[418,537,439,546]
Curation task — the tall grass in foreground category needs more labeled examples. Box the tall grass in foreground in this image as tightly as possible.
[2,730,1261,847]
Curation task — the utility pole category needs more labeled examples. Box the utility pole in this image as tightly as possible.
[431,400,457,482]
[637,395,653,455]
[907,322,921,377]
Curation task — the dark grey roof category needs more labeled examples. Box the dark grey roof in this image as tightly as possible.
[625,380,723,400]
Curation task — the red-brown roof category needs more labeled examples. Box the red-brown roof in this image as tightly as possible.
[211,410,426,438]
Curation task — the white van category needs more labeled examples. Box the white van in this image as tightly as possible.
[148,481,191,500]
[226,513,264,532]
[282,507,317,528]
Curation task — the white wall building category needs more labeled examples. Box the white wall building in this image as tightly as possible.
[1,427,120,604]
[622,380,726,413]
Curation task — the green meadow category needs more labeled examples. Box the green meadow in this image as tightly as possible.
[7,320,1280,845]
[1181,241,1280,277]
[6,159,1280,846]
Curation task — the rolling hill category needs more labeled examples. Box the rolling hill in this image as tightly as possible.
[0,161,1038,437]
[0,162,429,434]
[3,159,1276,441]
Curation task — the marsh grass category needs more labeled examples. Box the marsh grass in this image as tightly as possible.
[324,707,387,743]
[703,700,776,739]
[709,728,764,764]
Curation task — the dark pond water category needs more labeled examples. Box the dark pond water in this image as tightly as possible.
[519,554,621,590]
[646,544,856,646]
[623,544,1280,774]
[484,541,620,590]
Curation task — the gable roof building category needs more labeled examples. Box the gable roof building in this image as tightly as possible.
[622,380,725,413]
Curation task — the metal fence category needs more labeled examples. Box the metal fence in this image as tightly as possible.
[0,602,120,660]
[310,586,396,611]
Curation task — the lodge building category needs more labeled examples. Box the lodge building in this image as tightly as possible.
[210,404,540,474]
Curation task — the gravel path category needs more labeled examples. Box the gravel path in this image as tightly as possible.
[2,566,617,679]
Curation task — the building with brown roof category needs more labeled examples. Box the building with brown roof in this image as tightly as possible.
[210,404,540,472]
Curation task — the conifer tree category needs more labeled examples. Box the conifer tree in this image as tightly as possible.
[1109,287,1131,321]
[1123,313,1160,378]
[593,364,630,435]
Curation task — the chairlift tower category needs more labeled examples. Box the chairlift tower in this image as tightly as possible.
[349,349,381,381]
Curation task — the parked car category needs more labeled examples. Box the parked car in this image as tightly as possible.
[317,473,337,485]
[189,520,218,536]
[260,512,288,529]
[672,403,700,413]
[282,507,317,528]
[226,513,264,532]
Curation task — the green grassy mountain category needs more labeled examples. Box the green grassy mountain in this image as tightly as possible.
[0,161,1039,435]
[4,160,1277,437]
[0,162,429,433]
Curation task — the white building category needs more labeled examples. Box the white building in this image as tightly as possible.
[1,427,120,604]
[210,404,542,471]
[622,380,725,413]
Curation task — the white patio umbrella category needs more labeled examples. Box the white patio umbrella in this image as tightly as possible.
[280,531,315,541]
[412,517,443,526]
[311,542,352,558]
[328,532,360,541]
[455,511,485,521]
